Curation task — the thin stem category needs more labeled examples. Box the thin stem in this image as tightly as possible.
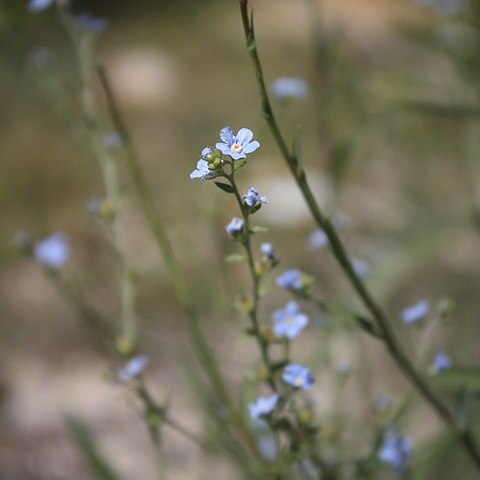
[227,169,277,391]
[238,0,480,470]
[96,66,260,459]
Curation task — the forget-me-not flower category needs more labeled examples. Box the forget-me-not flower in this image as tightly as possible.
[276,268,302,290]
[190,146,223,180]
[34,232,69,269]
[225,217,244,238]
[307,229,328,250]
[117,355,149,382]
[75,14,107,32]
[272,301,309,339]
[29,0,55,12]
[375,394,393,410]
[431,351,451,372]
[261,242,276,262]
[190,159,211,180]
[401,300,430,324]
[417,0,465,15]
[216,127,260,160]
[272,77,308,99]
[282,363,315,389]
[352,257,370,277]
[243,186,267,209]
[378,428,413,473]
[248,393,279,419]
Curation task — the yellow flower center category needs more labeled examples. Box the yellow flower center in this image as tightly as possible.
[231,142,243,152]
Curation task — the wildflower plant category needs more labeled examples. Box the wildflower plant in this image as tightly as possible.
[22,0,480,478]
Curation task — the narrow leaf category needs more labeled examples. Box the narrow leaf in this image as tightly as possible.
[67,416,121,480]
[214,181,234,194]
[225,253,248,263]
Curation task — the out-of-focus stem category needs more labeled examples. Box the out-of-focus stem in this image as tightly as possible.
[239,0,480,470]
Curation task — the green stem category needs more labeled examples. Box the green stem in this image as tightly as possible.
[227,169,277,391]
[239,0,480,470]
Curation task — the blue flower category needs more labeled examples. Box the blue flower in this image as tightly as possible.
[248,393,279,419]
[276,268,302,290]
[307,229,328,250]
[190,146,223,180]
[117,355,149,381]
[225,217,244,237]
[375,394,393,410]
[190,159,211,180]
[271,77,308,99]
[75,14,107,32]
[272,301,308,339]
[352,258,370,277]
[28,0,55,12]
[243,186,267,209]
[431,351,451,372]
[401,300,430,324]
[103,131,122,148]
[378,428,413,473]
[282,364,315,389]
[261,242,276,262]
[216,127,260,160]
[34,232,69,269]
[417,0,465,14]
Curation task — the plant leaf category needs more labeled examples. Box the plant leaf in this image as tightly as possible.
[214,181,234,194]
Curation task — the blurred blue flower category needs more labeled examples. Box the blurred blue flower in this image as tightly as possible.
[29,0,55,12]
[243,186,267,209]
[216,127,260,160]
[431,351,451,372]
[117,355,149,382]
[75,14,107,32]
[276,268,302,290]
[352,257,370,277]
[103,131,122,148]
[272,301,309,339]
[282,363,315,389]
[375,394,393,410]
[401,300,430,324]
[248,393,279,419]
[272,77,308,99]
[378,428,413,473]
[34,232,69,269]
[417,0,465,14]
[225,217,244,237]
[261,242,276,262]
[307,229,328,250]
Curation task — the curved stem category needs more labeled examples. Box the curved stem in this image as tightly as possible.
[238,0,480,470]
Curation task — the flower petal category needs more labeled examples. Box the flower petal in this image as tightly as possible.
[236,128,254,146]
[219,126,234,146]
[230,151,246,160]
[201,146,212,157]
[243,140,260,154]
[215,142,231,155]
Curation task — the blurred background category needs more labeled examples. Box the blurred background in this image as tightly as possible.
[1,0,480,478]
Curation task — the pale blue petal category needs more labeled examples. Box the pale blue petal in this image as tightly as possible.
[29,0,54,12]
[215,142,231,155]
[243,140,260,154]
[236,128,254,146]
[230,151,246,160]
[219,127,234,146]
[201,146,212,157]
